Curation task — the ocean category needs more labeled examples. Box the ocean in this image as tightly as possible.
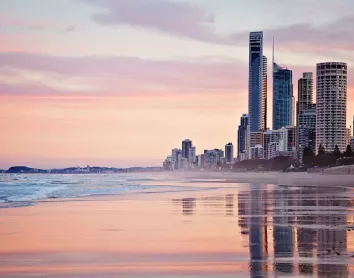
[0,173,219,208]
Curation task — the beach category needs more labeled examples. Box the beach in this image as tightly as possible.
[1,172,354,277]
[182,171,354,187]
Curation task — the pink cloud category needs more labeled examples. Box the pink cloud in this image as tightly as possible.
[0,52,247,96]
[0,13,81,33]
[79,0,354,56]
[79,0,236,45]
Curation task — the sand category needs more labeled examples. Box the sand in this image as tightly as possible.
[178,171,354,187]
[1,173,354,277]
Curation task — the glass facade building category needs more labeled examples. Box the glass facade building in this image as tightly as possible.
[237,114,248,160]
[273,63,293,130]
[248,32,267,134]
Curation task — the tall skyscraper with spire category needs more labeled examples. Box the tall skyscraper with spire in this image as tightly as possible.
[248,32,267,135]
[272,40,294,130]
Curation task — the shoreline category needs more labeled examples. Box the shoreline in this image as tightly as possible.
[172,171,354,188]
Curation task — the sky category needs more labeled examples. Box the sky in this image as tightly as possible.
[1,0,354,169]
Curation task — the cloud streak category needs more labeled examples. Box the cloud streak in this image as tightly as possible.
[0,52,247,96]
[79,0,354,54]
[78,0,237,45]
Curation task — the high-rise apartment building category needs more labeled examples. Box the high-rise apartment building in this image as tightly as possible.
[237,114,248,160]
[263,127,288,160]
[171,148,182,170]
[248,32,266,135]
[188,146,196,166]
[297,105,316,165]
[182,139,192,159]
[273,63,293,130]
[225,143,234,163]
[297,73,314,119]
[316,62,347,152]
[297,72,315,164]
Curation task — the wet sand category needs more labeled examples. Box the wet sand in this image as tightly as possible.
[182,171,354,187]
[1,176,354,277]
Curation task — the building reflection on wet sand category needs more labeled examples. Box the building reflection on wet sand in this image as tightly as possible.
[237,189,268,277]
[172,194,235,216]
[172,186,351,277]
[273,189,295,275]
[296,188,317,275]
[317,198,348,278]
[249,190,269,277]
[237,186,351,278]
[172,198,196,215]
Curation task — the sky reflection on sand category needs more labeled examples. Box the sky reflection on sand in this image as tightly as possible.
[1,175,354,277]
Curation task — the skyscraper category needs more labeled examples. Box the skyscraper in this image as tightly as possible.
[225,143,234,163]
[248,32,266,134]
[316,62,347,152]
[297,72,315,165]
[297,105,316,165]
[171,148,182,170]
[273,62,293,130]
[262,56,268,130]
[182,139,192,159]
[188,146,196,166]
[237,114,248,160]
[297,73,314,118]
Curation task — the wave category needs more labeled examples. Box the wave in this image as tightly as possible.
[6,185,67,202]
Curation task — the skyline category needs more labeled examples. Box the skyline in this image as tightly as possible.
[1,0,354,168]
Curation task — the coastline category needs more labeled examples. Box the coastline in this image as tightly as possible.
[1,172,354,277]
[174,171,354,187]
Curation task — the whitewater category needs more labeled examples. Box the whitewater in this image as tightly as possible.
[0,173,217,208]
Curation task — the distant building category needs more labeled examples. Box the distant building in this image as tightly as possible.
[297,72,314,121]
[273,62,293,130]
[204,150,219,168]
[249,131,264,159]
[171,148,182,170]
[316,62,347,152]
[351,138,354,151]
[263,127,288,160]
[297,106,316,164]
[204,149,224,167]
[225,143,234,163]
[182,139,192,159]
[188,147,196,163]
[286,126,297,152]
[298,127,316,165]
[249,145,264,160]
[239,152,248,162]
[250,131,264,148]
[181,157,189,169]
[267,142,280,160]
[297,72,316,164]
[237,114,248,160]
[163,156,173,170]
[197,154,205,169]
[346,128,351,147]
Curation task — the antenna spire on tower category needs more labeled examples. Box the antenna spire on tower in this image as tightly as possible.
[272,37,275,66]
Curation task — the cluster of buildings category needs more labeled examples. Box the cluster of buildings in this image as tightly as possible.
[163,140,234,170]
[164,30,352,170]
[238,31,350,165]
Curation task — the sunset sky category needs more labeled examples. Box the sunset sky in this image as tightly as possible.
[1,0,354,168]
